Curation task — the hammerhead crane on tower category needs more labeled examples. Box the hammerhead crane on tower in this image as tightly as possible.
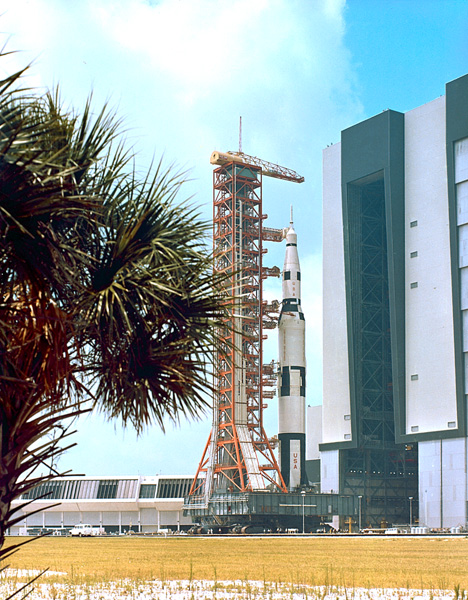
[210,150,305,184]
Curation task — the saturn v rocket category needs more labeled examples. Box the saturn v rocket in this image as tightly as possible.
[278,215,308,489]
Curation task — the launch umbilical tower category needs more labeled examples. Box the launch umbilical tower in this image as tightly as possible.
[189,150,304,506]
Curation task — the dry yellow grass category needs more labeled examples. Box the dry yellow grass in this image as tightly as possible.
[3,535,468,590]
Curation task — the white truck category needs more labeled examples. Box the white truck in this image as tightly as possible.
[69,524,104,537]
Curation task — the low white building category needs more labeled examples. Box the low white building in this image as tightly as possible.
[9,475,198,535]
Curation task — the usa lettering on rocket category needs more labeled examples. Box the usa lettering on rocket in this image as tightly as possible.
[277,212,307,489]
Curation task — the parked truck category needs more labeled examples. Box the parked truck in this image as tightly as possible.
[69,524,104,537]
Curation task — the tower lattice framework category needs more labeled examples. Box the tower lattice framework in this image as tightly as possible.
[190,160,286,499]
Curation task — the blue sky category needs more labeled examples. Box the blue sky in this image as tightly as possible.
[1,0,467,477]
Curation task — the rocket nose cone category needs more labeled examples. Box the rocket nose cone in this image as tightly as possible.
[286,227,297,245]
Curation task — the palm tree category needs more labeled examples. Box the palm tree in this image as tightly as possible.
[0,60,226,561]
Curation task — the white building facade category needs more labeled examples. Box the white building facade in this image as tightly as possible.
[9,475,197,535]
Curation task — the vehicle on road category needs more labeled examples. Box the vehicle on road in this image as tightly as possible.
[69,524,104,537]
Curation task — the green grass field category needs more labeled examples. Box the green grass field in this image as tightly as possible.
[3,535,468,590]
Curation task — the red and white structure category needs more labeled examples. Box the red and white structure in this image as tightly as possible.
[189,151,303,503]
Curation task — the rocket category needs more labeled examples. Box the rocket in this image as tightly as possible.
[278,211,307,489]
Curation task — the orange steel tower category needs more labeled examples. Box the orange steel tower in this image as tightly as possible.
[189,150,304,503]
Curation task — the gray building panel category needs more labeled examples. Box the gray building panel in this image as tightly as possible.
[341,109,407,447]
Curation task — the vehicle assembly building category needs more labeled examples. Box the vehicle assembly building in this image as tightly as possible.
[321,72,468,529]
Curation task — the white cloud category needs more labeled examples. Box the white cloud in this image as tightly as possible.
[2,0,363,214]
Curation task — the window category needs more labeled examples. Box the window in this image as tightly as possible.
[283,271,291,280]
[411,425,419,432]
[410,220,418,228]
[448,421,456,428]
[22,481,64,500]
[410,282,418,289]
[344,414,351,421]
[97,480,118,499]
[139,484,157,498]
[410,251,418,258]
[344,434,351,440]
[410,374,419,381]
[157,478,194,498]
